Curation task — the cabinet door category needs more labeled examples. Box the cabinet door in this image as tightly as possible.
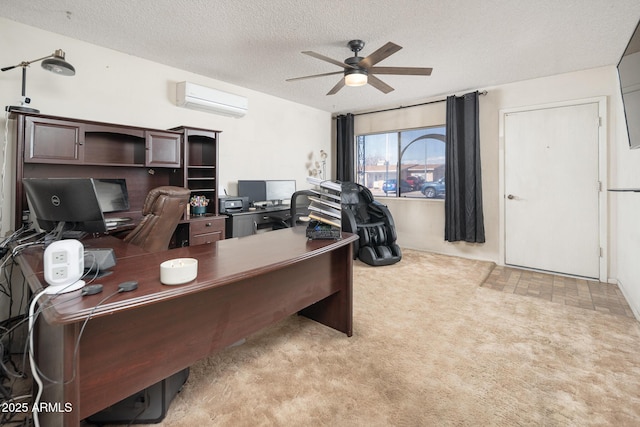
[145,131,181,167]
[25,117,84,163]
[230,215,257,238]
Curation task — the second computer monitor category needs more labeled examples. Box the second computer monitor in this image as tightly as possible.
[93,178,130,213]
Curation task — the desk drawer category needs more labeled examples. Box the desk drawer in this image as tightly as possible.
[190,217,225,235]
[189,216,225,246]
[254,213,275,226]
[190,231,223,246]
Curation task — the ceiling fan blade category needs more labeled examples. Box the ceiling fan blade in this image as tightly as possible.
[367,75,394,94]
[358,42,402,68]
[369,66,433,76]
[302,51,353,69]
[286,71,344,82]
[327,78,345,95]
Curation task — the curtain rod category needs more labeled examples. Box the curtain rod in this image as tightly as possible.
[346,90,488,117]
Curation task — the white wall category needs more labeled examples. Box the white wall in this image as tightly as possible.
[2,18,639,318]
[0,18,331,236]
[353,66,640,317]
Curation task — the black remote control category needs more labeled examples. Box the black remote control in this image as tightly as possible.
[81,284,104,296]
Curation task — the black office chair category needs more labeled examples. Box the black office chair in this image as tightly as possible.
[341,182,402,266]
[289,190,316,226]
[266,190,316,229]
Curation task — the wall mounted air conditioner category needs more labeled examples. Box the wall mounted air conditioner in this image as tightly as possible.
[176,81,248,118]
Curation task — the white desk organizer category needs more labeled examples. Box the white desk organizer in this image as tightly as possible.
[160,258,198,285]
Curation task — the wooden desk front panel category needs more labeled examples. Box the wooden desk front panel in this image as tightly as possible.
[76,244,350,419]
[26,229,357,425]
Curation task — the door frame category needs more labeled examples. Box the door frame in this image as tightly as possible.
[498,96,608,282]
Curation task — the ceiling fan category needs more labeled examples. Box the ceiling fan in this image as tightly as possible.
[286,40,432,95]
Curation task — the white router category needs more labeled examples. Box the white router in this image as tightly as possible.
[43,239,85,294]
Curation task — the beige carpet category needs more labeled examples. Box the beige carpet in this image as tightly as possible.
[113,249,640,426]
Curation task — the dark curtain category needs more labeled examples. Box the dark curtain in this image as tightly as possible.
[444,91,485,243]
[336,113,354,182]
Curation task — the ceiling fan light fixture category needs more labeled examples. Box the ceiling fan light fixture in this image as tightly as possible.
[291,40,431,95]
[344,69,367,87]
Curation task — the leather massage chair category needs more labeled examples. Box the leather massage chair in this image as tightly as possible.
[341,182,402,266]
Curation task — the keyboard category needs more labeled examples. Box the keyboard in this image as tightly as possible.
[106,217,132,223]
[305,221,341,240]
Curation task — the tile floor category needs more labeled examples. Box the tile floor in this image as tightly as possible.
[482,265,635,318]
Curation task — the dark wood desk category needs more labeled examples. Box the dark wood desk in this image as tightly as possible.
[225,205,290,238]
[16,228,358,426]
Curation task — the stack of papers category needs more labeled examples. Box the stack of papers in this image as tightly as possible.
[305,178,342,228]
[306,177,342,193]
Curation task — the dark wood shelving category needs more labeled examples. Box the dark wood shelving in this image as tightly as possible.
[12,113,226,246]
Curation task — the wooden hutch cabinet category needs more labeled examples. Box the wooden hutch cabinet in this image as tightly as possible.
[12,112,225,246]
[170,126,225,246]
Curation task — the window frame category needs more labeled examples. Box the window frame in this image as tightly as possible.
[355,124,446,199]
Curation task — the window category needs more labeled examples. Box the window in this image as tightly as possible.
[356,125,446,199]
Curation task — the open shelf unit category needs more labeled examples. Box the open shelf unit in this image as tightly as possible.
[170,126,221,216]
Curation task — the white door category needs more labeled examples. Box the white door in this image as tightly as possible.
[504,102,601,278]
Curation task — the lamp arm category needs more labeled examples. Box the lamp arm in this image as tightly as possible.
[1,54,55,73]
[24,54,56,66]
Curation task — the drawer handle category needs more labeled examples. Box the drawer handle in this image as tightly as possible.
[205,222,212,227]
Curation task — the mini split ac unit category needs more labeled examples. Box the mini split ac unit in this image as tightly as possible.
[176,81,248,118]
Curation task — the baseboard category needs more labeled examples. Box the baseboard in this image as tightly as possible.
[615,278,640,322]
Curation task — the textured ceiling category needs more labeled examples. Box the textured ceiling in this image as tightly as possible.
[1,0,639,114]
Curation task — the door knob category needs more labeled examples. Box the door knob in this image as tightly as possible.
[507,194,515,200]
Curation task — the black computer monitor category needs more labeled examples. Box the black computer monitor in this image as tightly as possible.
[266,180,296,204]
[22,178,108,237]
[93,178,130,213]
[238,180,296,205]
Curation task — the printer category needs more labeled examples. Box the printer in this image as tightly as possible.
[219,196,249,214]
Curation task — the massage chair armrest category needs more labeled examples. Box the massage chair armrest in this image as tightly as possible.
[369,201,398,242]
[341,209,360,258]
[341,209,357,234]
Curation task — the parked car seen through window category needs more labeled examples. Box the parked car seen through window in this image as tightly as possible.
[356,126,446,199]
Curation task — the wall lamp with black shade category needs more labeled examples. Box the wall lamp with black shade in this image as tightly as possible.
[1,49,76,113]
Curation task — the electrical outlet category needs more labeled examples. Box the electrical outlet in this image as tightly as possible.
[52,266,68,280]
[51,250,67,264]
[44,239,85,293]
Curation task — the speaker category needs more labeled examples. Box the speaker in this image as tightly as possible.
[84,248,116,273]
